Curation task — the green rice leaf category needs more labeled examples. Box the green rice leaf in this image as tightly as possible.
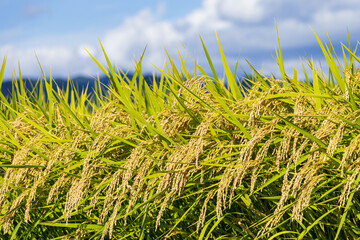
[312,29,345,92]
[216,33,243,100]
[312,67,322,110]
[205,215,225,240]
[268,231,299,240]
[39,222,103,230]
[0,56,7,93]
[275,22,287,81]
[200,35,219,82]
[298,207,337,239]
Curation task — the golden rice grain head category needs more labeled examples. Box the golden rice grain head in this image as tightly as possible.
[125,156,154,216]
[0,181,10,211]
[250,138,274,193]
[159,109,193,138]
[156,113,214,198]
[340,134,360,177]
[292,173,324,223]
[205,144,228,180]
[74,227,87,240]
[228,126,272,204]
[156,190,175,230]
[290,139,310,173]
[44,146,66,177]
[275,127,298,172]
[327,122,345,157]
[216,167,234,219]
[71,131,90,151]
[259,208,286,237]
[99,169,122,224]
[12,146,30,166]
[2,190,29,233]
[143,178,157,203]
[294,95,308,116]
[47,175,69,204]
[248,94,266,127]
[339,157,360,207]
[100,196,125,240]
[182,76,214,105]
[197,189,217,231]
[90,101,129,133]
[156,146,190,198]
[106,197,124,239]
[119,146,147,196]
[64,177,91,223]
[25,176,46,222]
[87,176,111,217]
[274,161,294,216]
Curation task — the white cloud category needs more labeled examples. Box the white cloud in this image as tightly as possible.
[218,0,265,22]
[180,0,230,33]
[103,9,184,71]
[1,0,360,79]
[313,9,360,32]
[100,0,360,77]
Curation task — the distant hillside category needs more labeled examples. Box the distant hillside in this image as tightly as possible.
[1,73,254,99]
[0,74,162,98]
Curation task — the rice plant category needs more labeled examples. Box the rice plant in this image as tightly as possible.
[1,28,360,239]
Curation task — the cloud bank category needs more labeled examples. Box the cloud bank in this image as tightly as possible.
[1,0,360,79]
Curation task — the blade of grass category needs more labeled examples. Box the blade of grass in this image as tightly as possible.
[216,33,242,100]
[199,35,219,82]
[298,207,337,239]
[205,215,225,240]
[275,22,287,82]
[0,56,6,93]
[165,194,200,238]
[335,173,360,239]
[10,221,22,240]
[312,67,322,110]
[312,29,345,92]
[268,231,299,240]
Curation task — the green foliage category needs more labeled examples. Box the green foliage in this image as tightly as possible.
[1,29,360,240]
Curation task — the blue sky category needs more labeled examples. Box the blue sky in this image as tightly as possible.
[1,0,360,79]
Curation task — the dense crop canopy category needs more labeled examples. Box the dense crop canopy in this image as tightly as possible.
[0,29,360,239]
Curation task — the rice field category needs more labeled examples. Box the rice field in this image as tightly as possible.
[1,29,360,239]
